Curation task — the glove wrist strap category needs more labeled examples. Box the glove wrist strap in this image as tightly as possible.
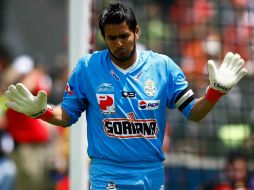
[37,105,54,121]
[205,87,225,104]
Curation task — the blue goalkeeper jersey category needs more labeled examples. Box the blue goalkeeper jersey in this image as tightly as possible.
[61,49,195,163]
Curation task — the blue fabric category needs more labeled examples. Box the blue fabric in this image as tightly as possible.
[89,159,165,190]
[61,49,192,163]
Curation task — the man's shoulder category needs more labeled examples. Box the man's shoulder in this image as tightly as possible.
[141,50,171,61]
[80,49,108,62]
[141,50,176,67]
[76,50,108,68]
[91,49,108,57]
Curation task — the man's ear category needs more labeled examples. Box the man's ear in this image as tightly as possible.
[135,26,140,40]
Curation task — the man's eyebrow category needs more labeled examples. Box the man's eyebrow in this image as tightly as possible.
[106,35,117,37]
[106,32,130,37]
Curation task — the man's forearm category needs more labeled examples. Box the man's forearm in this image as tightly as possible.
[188,97,215,122]
[38,106,71,127]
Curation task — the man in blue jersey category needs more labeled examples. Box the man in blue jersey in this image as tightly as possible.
[4,2,247,190]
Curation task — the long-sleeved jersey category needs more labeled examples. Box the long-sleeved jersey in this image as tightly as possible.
[61,50,195,163]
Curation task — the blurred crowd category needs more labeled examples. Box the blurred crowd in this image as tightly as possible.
[0,46,69,190]
[197,149,254,190]
[1,0,254,189]
[164,0,254,157]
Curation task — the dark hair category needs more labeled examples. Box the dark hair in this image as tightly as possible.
[98,1,137,37]
[226,149,248,164]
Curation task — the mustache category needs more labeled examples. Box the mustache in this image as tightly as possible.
[114,47,128,53]
[109,45,136,62]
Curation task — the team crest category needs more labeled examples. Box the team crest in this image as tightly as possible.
[144,79,157,96]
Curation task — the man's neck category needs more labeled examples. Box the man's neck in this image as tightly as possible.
[111,51,137,70]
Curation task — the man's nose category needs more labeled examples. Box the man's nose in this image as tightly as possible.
[115,38,123,46]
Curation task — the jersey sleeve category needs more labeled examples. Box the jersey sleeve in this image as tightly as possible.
[60,57,89,125]
[166,57,196,118]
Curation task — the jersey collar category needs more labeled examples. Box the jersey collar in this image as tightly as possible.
[111,51,139,75]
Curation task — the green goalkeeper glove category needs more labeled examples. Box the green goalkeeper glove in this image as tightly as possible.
[206,52,247,103]
[5,83,52,119]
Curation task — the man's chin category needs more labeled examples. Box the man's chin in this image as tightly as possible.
[112,54,131,62]
[115,57,130,62]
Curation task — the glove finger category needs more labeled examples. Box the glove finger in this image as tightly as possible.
[36,90,47,108]
[5,90,24,103]
[5,91,18,101]
[221,52,234,71]
[7,85,25,101]
[6,101,25,114]
[16,83,34,100]
[229,53,241,71]
[232,58,244,73]
[8,85,17,93]
[207,60,218,80]
[234,68,247,84]
[5,91,29,107]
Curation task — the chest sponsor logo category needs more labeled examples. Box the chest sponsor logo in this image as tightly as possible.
[97,94,115,114]
[103,112,158,139]
[144,79,156,96]
[96,83,115,114]
[138,100,160,110]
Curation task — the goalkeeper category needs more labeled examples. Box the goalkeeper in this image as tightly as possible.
[5,2,247,190]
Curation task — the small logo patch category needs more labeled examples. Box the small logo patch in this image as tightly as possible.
[110,70,120,81]
[96,83,114,93]
[106,181,117,190]
[65,83,73,95]
[134,71,142,81]
[122,91,136,98]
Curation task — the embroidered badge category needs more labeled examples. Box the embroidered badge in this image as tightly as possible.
[144,79,156,96]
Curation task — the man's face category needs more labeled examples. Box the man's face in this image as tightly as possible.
[233,159,248,182]
[103,21,138,62]
[226,159,248,182]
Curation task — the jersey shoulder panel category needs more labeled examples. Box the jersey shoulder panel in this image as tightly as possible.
[78,50,108,68]
[71,50,109,78]
[143,50,183,78]
[142,51,177,67]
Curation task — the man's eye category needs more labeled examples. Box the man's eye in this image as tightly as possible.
[120,35,128,39]
[107,37,116,40]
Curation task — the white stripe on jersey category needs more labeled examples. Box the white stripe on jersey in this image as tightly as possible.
[175,89,194,108]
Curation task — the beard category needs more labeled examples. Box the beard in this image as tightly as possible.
[108,43,136,62]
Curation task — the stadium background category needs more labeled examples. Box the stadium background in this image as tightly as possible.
[1,0,254,189]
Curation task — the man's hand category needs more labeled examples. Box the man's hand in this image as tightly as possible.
[205,52,247,104]
[208,52,247,93]
[5,83,48,118]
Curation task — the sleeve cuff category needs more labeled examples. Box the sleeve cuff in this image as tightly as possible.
[37,105,54,121]
[205,87,225,104]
